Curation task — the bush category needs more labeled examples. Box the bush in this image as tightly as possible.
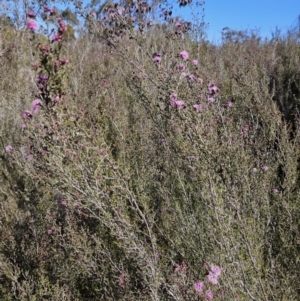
[0,3,300,300]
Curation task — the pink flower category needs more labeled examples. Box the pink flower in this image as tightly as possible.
[173,100,185,108]
[227,101,233,107]
[52,32,62,42]
[38,74,47,85]
[21,123,26,129]
[32,99,42,113]
[58,19,67,33]
[153,55,161,63]
[26,19,38,31]
[170,93,185,108]
[273,188,279,194]
[175,21,182,28]
[252,167,258,173]
[197,78,203,84]
[47,229,53,235]
[208,97,215,103]
[207,272,218,284]
[181,72,187,78]
[193,104,203,111]
[179,50,189,61]
[178,63,185,70]
[262,166,269,172]
[26,11,36,18]
[60,58,69,64]
[5,145,13,152]
[194,281,204,292]
[205,290,214,300]
[188,74,195,81]
[54,96,60,103]
[210,265,222,277]
[208,83,219,95]
[22,110,32,119]
[61,200,67,207]
[193,59,198,66]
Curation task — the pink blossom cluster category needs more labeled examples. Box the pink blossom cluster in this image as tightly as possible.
[179,50,189,60]
[170,93,185,108]
[170,84,220,111]
[207,265,222,285]
[180,70,203,85]
[38,74,47,85]
[178,63,185,70]
[52,17,67,42]
[22,110,32,120]
[194,281,204,292]
[153,53,161,63]
[169,51,206,93]
[26,19,38,32]
[194,285,214,300]
[178,51,198,66]
[32,99,42,113]
[25,9,39,31]
[193,104,203,112]
[22,99,43,121]
[52,33,62,43]
[5,145,13,152]
[153,51,200,86]
[208,83,219,95]
[58,18,67,33]
[206,83,220,103]
[188,74,195,81]
[194,264,222,300]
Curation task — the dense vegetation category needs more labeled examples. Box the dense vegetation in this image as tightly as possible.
[0,1,300,300]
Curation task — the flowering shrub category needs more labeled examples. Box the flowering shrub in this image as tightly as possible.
[0,1,300,301]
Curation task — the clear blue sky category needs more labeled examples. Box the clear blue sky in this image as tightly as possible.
[175,0,300,42]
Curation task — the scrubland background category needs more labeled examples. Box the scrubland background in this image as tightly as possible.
[0,1,300,300]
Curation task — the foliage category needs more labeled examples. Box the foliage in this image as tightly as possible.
[0,1,300,300]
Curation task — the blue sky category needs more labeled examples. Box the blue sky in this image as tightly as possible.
[175,0,300,42]
[35,0,299,43]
